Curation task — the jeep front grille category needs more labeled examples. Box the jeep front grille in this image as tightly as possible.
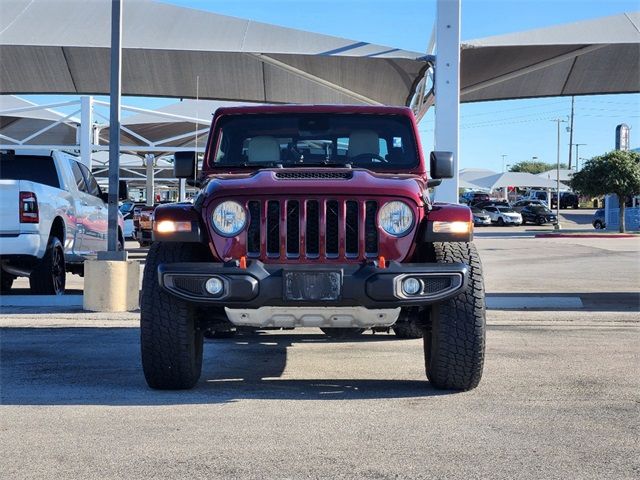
[246,198,379,260]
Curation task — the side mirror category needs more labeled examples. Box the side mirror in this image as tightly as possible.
[174,151,197,179]
[429,151,454,179]
[118,180,129,201]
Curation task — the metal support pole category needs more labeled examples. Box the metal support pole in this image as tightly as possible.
[178,178,186,202]
[552,118,566,230]
[100,0,125,260]
[433,0,460,204]
[145,154,155,206]
[80,96,93,169]
[567,96,574,169]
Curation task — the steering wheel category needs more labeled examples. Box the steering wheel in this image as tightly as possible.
[349,153,388,163]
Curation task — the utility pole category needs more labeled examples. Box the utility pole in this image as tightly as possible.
[501,154,508,172]
[573,143,586,171]
[567,96,575,169]
[552,118,567,230]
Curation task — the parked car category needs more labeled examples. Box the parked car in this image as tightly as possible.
[520,205,558,225]
[140,104,486,391]
[474,199,510,210]
[0,150,126,294]
[552,192,579,209]
[471,207,491,226]
[120,201,145,239]
[463,191,490,206]
[592,209,606,229]
[483,205,523,226]
[511,199,547,212]
[133,202,172,247]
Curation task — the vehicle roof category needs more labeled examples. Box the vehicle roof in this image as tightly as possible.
[214,104,415,117]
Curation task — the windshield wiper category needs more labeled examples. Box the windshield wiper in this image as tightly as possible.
[292,161,352,168]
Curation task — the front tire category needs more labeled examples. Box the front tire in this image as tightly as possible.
[497,217,504,226]
[29,236,65,295]
[424,242,486,391]
[140,242,211,389]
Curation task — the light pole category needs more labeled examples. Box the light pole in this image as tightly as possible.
[552,118,567,230]
[573,143,586,172]
[501,154,508,172]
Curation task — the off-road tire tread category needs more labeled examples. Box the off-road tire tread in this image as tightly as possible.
[425,242,485,391]
[140,242,210,389]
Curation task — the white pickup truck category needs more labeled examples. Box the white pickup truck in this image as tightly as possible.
[0,150,125,294]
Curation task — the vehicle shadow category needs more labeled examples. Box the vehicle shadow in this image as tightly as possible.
[0,327,449,406]
[489,291,640,312]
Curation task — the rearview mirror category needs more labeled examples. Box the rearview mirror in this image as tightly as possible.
[429,151,454,179]
[174,151,197,179]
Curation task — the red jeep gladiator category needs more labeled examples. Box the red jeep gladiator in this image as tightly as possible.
[141,105,485,391]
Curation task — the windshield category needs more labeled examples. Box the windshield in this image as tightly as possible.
[497,207,515,213]
[210,114,418,170]
[530,206,551,213]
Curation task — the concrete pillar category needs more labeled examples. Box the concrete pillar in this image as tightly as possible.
[80,96,94,169]
[433,0,461,204]
[145,154,155,206]
[83,259,140,312]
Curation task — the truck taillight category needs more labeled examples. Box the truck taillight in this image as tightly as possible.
[19,191,39,223]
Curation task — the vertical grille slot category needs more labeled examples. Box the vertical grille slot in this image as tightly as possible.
[247,201,261,256]
[286,200,300,256]
[325,200,339,257]
[365,201,378,256]
[306,200,319,257]
[345,201,359,256]
[266,200,280,256]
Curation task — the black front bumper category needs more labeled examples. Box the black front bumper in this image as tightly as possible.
[158,260,468,309]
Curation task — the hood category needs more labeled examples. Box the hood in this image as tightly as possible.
[201,168,426,205]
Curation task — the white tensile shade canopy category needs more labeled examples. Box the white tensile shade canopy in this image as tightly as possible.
[1,1,638,109]
[470,172,568,191]
[0,0,428,107]
[460,12,640,102]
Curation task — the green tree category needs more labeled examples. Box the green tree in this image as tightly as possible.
[509,161,568,174]
[570,150,640,233]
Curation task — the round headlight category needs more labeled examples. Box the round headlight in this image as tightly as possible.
[212,201,247,237]
[378,201,414,236]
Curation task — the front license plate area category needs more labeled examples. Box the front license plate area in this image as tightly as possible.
[283,271,342,301]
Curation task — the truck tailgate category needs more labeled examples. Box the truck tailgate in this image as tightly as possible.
[0,180,20,234]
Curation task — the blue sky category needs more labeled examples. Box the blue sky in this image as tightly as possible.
[24,0,639,172]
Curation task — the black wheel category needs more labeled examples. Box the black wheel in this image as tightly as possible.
[1,271,15,293]
[392,320,423,339]
[497,217,504,226]
[536,217,544,226]
[424,242,486,391]
[29,236,65,295]
[140,242,212,389]
[320,327,365,339]
[594,221,603,230]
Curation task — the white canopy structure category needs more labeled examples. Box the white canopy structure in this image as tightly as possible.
[537,168,575,183]
[470,172,568,191]
[460,12,640,102]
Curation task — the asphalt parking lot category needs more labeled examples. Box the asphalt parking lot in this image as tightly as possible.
[1,311,638,479]
[1,208,639,479]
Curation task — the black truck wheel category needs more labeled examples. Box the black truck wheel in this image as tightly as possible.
[140,242,211,389]
[29,236,65,295]
[320,327,365,339]
[424,242,486,391]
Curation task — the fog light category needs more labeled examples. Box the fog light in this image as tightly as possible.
[205,277,224,295]
[402,277,422,296]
